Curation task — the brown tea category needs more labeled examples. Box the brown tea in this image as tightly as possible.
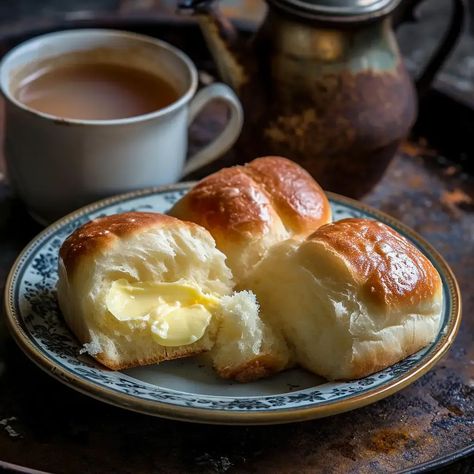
[15,62,179,120]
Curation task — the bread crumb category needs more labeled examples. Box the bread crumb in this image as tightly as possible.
[79,340,102,356]
[221,290,260,314]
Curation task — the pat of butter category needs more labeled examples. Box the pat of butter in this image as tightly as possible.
[151,305,212,346]
[105,279,218,346]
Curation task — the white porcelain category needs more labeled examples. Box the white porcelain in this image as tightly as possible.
[0,29,243,223]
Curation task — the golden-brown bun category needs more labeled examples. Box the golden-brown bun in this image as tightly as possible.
[169,156,331,282]
[57,212,233,370]
[244,218,443,380]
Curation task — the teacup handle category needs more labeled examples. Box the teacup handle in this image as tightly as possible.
[182,83,243,177]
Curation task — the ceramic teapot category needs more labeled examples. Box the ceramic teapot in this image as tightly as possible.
[179,0,465,197]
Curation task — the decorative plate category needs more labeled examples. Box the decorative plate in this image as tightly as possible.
[4,184,461,425]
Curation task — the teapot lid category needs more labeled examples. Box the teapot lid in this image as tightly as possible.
[268,0,402,21]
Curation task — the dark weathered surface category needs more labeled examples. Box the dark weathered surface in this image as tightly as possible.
[0,10,473,474]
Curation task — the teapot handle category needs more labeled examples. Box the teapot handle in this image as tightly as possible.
[394,0,466,96]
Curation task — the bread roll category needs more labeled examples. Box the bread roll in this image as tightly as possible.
[245,218,443,380]
[170,156,331,282]
[57,212,234,370]
[58,211,290,381]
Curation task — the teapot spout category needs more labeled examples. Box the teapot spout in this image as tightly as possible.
[178,0,249,93]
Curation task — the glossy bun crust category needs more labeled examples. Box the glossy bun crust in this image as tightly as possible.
[170,156,331,281]
[306,218,442,310]
[245,218,443,380]
[60,212,179,272]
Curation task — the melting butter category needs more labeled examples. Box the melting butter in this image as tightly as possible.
[150,305,212,346]
[105,279,218,346]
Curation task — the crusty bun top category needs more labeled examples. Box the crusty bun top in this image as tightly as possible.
[60,212,194,272]
[304,218,442,309]
[169,156,331,281]
[243,156,332,236]
[171,156,331,243]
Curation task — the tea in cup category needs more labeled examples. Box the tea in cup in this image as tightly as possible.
[0,29,243,223]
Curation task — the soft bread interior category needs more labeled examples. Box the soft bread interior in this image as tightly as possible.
[219,220,289,285]
[244,237,443,380]
[58,223,233,370]
[210,291,292,382]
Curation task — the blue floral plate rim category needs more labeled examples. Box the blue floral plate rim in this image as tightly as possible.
[4,183,462,425]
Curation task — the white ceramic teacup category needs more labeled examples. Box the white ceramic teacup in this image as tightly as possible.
[0,29,243,223]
